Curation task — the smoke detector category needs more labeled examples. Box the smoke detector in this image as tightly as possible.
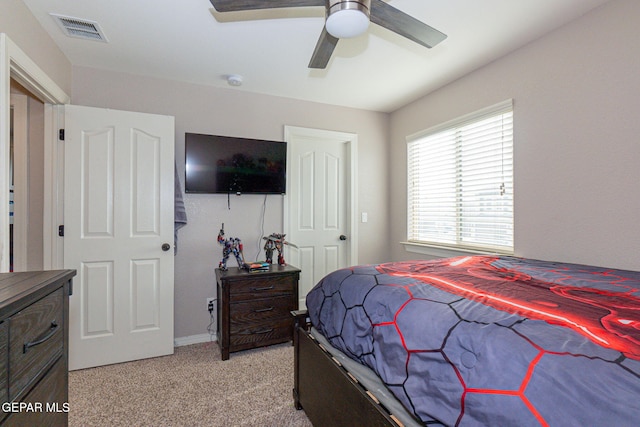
[50,13,108,42]
[227,75,243,87]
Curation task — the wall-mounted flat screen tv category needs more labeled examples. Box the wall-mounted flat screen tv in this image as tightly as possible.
[185,132,286,194]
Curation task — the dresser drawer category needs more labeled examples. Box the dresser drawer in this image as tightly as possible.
[230,296,293,330]
[4,357,68,427]
[228,275,295,301]
[9,288,64,400]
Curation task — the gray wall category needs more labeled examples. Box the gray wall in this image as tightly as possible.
[70,67,390,339]
[389,0,640,271]
[1,0,71,94]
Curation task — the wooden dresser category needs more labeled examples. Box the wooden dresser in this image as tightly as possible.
[0,269,75,426]
[216,265,300,360]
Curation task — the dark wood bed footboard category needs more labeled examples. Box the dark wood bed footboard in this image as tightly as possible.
[292,310,400,427]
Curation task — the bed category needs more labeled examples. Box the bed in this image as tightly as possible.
[292,255,640,426]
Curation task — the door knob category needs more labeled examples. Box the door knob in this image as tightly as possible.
[339,235,347,241]
[161,243,171,251]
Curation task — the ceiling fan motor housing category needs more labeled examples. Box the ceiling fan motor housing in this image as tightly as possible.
[326,0,371,39]
[328,0,371,15]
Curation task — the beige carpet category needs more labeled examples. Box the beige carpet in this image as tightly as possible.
[68,341,312,426]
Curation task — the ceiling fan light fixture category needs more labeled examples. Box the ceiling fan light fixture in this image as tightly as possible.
[326,1,370,39]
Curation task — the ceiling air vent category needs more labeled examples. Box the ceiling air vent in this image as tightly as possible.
[50,14,108,42]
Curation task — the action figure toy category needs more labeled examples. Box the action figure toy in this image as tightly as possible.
[263,233,297,266]
[217,223,246,270]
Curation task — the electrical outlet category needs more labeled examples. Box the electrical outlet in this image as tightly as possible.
[207,297,215,312]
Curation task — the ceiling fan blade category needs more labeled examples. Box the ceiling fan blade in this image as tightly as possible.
[210,0,325,13]
[308,28,339,69]
[370,0,447,48]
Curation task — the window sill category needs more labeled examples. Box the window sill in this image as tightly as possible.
[401,241,513,258]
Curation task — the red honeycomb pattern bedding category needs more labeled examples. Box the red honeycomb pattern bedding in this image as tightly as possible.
[377,256,640,361]
[306,256,640,426]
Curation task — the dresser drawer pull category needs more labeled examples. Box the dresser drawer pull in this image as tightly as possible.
[23,320,58,354]
[251,286,275,292]
[254,328,274,334]
[254,307,275,313]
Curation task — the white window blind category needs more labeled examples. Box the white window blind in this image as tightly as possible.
[407,100,513,253]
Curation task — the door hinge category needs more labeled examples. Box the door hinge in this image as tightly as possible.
[59,129,65,141]
[58,225,64,237]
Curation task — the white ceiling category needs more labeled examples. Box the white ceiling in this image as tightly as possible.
[22,0,611,113]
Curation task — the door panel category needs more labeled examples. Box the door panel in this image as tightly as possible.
[131,259,160,330]
[81,127,114,237]
[132,129,161,236]
[324,152,340,229]
[64,105,174,370]
[82,261,113,337]
[298,152,314,229]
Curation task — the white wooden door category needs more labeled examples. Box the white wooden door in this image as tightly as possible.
[285,126,357,308]
[64,105,175,370]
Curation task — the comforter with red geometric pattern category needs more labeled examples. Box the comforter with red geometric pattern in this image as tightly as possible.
[306,256,640,426]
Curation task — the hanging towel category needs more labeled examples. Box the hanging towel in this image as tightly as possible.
[174,164,188,254]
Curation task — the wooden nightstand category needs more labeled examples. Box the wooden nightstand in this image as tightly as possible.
[216,264,300,360]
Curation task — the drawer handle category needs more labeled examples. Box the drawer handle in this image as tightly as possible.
[251,286,275,292]
[254,307,274,313]
[23,321,59,354]
[254,328,274,334]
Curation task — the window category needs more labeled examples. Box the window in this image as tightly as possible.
[407,100,513,253]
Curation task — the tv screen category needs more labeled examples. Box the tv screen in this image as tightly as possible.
[185,133,286,194]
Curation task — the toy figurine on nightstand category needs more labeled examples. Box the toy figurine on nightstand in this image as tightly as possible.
[263,233,298,266]
[217,223,246,271]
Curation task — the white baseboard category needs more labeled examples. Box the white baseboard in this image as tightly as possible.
[174,333,217,347]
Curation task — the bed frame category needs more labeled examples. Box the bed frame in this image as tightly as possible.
[292,310,402,427]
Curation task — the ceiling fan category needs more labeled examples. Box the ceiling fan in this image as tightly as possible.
[209,0,447,69]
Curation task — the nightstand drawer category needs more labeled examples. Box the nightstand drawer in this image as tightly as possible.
[9,288,64,400]
[229,317,293,348]
[230,296,293,330]
[229,275,295,301]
